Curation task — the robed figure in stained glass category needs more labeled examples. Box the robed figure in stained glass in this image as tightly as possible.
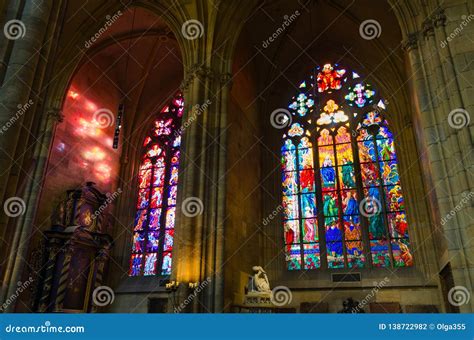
[341,159,355,188]
[321,156,336,187]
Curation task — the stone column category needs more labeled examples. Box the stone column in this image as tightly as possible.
[172,64,232,313]
[0,0,60,308]
[2,108,63,311]
[0,0,54,201]
[0,0,24,83]
[403,4,473,312]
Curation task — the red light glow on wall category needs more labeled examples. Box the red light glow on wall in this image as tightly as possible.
[45,84,121,192]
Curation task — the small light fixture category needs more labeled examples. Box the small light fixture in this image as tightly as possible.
[188,282,199,289]
[165,280,180,292]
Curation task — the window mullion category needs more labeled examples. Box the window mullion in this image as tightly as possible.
[351,128,373,268]
[313,134,327,269]
[371,131,394,267]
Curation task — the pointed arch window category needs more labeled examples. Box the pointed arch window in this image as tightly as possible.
[281,64,413,270]
[129,93,184,276]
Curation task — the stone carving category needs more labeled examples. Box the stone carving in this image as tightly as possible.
[243,266,272,307]
[250,266,271,293]
[402,32,419,51]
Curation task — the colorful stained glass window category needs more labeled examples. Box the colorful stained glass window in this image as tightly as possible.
[282,63,413,270]
[282,136,320,269]
[129,93,184,276]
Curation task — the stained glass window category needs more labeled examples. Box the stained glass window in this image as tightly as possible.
[281,63,413,270]
[129,93,184,276]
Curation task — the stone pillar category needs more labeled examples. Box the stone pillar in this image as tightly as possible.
[0,0,61,308]
[402,4,473,312]
[1,108,63,311]
[0,0,24,83]
[172,64,232,312]
[0,0,54,201]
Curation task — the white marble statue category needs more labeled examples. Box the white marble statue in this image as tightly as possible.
[251,266,271,293]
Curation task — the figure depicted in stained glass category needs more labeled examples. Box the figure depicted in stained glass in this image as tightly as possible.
[387,185,404,211]
[399,242,413,266]
[318,129,332,145]
[162,253,172,275]
[134,210,147,230]
[345,223,360,240]
[298,147,313,169]
[133,233,144,252]
[300,169,315,192]
[379,139,394,161]
[393,213,408,237]
[285,223,296,246]
[317,64,346,92]
[368,213,384,239]
[147,232,159,252]
[130,255,142,276]
[321,156,336,187]
[323,194,338,223]
[282,172,296,195]
[326,225,342,243]
[303,219,316,242]
[283,195,299,220]
[343,191,358,217]
[144,254,157,276]
[282,150,296,171]
[361,162,378,186]
[341,158,355,188]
